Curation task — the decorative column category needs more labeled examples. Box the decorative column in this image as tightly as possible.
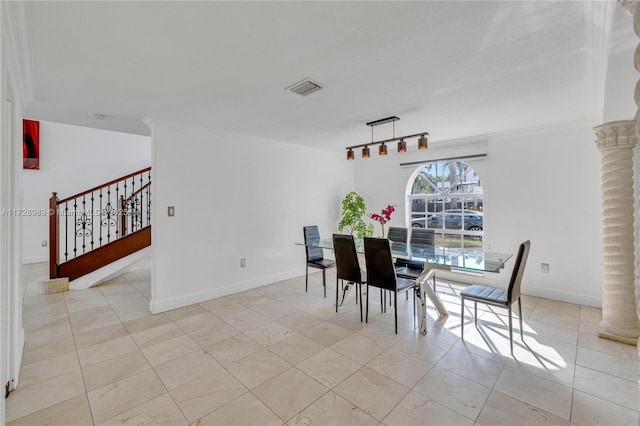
[618,3,640,416]
[632,0,640,355]
[594,120,639,345]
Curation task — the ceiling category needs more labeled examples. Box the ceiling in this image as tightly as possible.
[23,1,606,151]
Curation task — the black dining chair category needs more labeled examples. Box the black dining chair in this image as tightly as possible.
[395,227,435,289]
[387,227,409,304]
[460,240,531,355]
[332,234,365,320]
[396,227,437,290]
[410,227,435,251]
[387,226,408,248]
[303,225,335,298]
[364,237,416,334]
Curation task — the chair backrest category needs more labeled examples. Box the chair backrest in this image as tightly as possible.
[508,240,531,303]
[303,226,324,262]
[410,228,435,247]
[333,234,362,283]
[387,227,408,245]
[364,237,397,291]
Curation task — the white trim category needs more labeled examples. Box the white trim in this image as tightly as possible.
[524,285,602,308]
[424,119,592,151]
[23,256,47,264]
[436,271,602,308]
[9,94,24,391]
[150,268,306,314]
[143,115,344,157]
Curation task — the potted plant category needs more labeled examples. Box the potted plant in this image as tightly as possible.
[338,191,373,238]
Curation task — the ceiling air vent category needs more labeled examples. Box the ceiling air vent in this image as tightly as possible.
[286,78,324,97]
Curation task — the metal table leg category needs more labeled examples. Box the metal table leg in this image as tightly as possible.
[414,269,448,335]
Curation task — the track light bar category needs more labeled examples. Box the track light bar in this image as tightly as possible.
[346,116,428,160]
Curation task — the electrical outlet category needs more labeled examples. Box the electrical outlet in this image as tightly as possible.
[41,240,47,247]
[240,258,246,268]
[541,263,549,273]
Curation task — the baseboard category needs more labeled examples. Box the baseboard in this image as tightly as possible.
[149,267,306,314]
[523,285,601,308]
[431,271,602,307]
[23,256,47,264]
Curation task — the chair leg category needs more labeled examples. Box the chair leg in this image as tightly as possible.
[322,269,326,298]
[359,283,363,322]
[366,285,370,323]
[305,266,309,292]
[461,297,465,340]
[394,291,398,334]
[412,288,416,327]
[412,288,416,326]
[508,305,514,355]
[335,277,339,313]
[518,298,524,341]
[380,289,384,313]
[474,302,477,326]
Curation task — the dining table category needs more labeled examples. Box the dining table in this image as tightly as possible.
[300,237,513,335]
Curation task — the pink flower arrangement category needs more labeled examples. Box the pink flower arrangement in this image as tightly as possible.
[370,205,396,237]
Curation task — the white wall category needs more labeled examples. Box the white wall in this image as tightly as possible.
[22,121,151,263]
[148,119,353,313]
[355,121,603,307]
[602,6,637,123]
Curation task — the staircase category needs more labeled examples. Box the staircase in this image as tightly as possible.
[48,167,151,289]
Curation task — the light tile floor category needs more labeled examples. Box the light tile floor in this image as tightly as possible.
[7,261,640,425]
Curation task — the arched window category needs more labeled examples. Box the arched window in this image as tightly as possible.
[407,160,483,249]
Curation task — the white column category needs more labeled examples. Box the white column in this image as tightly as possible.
[618,2,640,416]
[594,120,639,345]
[631,0,640,353]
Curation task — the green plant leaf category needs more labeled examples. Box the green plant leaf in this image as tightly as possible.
[338,191,370,237]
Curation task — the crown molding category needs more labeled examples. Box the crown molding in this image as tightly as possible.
[1,1,34,106]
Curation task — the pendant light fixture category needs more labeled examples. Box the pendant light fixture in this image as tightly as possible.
[397,139,407,153]
[418,134,428,150]
[347,148,355,160]
[345,116,428,160]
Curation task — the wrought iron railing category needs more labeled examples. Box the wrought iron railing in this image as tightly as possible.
[49,167,151,279]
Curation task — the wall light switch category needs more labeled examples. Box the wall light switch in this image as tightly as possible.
[168,206,175,217]
[541,263,549,273]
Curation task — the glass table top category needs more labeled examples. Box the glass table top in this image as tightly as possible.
[310,238,512,274]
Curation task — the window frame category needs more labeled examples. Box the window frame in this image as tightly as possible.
[406,160,484,249]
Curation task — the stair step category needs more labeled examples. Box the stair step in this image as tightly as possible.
[37,277,69,294]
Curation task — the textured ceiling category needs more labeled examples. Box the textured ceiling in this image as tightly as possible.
[24,1,596,150]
